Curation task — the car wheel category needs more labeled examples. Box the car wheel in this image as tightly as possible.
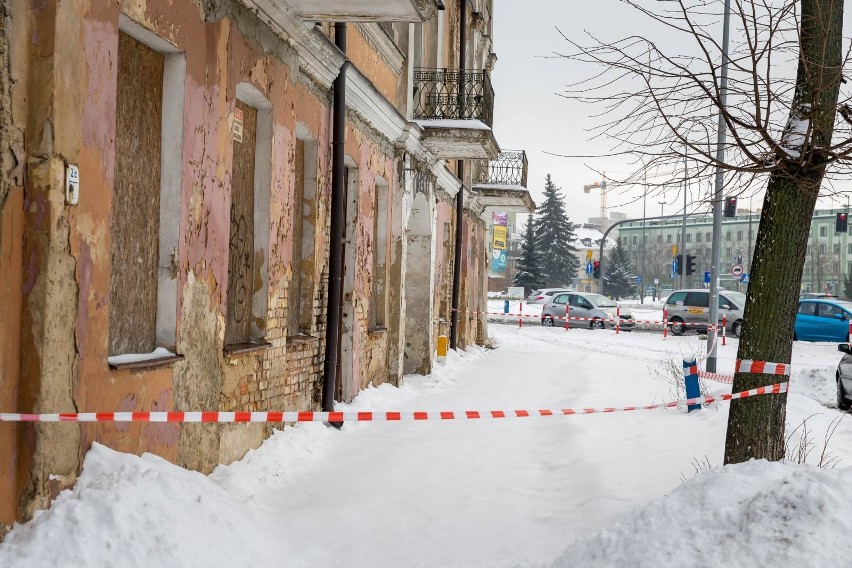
[669,317,685,336]
[542,317,554,327]
[590,318,605,330]
[838,375,851,411]
[731,321,742,339]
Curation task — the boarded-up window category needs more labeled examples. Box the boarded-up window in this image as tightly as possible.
[288,135,319,337]
[109,32,164,356]
[371,181,389,329]
[226,100,258,346]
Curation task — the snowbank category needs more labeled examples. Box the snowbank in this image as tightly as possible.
[555,460,852,567]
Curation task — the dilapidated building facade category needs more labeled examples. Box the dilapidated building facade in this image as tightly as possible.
[0,0,533,531]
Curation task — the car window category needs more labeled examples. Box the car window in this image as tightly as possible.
[585,293,618,308]
[721,292,746,309]
[667,291,687,305]
[797,302,817,316]
[578,297,594,309]
[553,294,569,305]
[818,303,845,319]
[684,292,709,308]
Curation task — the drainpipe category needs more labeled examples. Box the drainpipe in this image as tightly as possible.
[322,23,348,412]
[450,0,467,350]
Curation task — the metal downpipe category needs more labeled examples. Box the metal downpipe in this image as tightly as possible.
[450,0,467,350]
[322,23,347,412]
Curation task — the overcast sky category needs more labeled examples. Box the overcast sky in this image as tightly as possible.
[490,0,852,228]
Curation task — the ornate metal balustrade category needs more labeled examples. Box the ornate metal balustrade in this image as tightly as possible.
[472,150,528,187]
[412,68,494,127]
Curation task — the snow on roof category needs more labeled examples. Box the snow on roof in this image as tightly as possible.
[573,224,616,249]
[413,119,492,131]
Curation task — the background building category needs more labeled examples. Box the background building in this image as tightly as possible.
[617,208,852,295]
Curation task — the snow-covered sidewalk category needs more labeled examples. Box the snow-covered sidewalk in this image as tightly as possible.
[2,325,851,567]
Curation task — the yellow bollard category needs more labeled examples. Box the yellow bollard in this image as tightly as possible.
[437,335,449,363]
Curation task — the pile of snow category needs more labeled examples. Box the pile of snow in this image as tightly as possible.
[556,460,852,567]
[0,444,295,567]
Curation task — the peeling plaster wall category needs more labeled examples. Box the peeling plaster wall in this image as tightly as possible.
[2,0,407,526]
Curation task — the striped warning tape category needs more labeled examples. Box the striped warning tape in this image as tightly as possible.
[485,312,721,327]
[736,359,789,375]
[0,383,787,423]
[696,359,789,384]
[698,370,734,384]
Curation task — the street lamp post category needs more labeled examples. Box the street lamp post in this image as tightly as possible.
[706,0,732,373]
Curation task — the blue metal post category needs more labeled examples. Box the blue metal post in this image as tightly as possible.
[683,358,701,412]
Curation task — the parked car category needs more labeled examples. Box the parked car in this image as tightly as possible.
[526,288,572,305]
[794,299,852,342]
[540,291,635,330]
[836,343,852,410]
[664,288,746,337]
[800,292,838,300]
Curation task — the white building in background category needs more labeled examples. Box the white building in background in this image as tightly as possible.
[573,224,617,292]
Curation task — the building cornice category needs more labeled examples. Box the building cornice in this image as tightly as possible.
[355,23,406,75]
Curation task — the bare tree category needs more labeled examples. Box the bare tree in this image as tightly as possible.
[559,0,848,463]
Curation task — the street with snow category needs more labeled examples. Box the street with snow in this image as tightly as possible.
[3,306,852,567]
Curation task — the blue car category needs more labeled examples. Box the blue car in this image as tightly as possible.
[794,299,852,342]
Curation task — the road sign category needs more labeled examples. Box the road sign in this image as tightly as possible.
[741,273,750,284]
[672,258,679,274]
[704,271,711,284]
[636,275,642,285]
[586,261,593,275]
[731,264,744,277]
[586,250,593,261]
[654,278,659,285]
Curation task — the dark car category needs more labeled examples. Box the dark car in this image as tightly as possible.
[836,343,852,410]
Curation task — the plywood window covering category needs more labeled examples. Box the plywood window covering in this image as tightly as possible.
[288,139,306,336]
[226,100,258,346]
[109,32,164,356]
[371,181,388,329]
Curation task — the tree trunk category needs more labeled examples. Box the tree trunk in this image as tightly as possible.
[724,0,844,464]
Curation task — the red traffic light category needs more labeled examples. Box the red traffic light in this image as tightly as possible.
[842,214,847,220]
[593,261,600,267]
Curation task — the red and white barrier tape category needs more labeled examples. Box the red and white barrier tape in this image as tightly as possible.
[698,370,734,384]
[735,359,789,375]
[0,383,788,423]
[695,359,789,384]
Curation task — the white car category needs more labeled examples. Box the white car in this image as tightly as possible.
[526,288,573,305]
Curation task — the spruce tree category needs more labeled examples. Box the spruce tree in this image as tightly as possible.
[534,174,579,287]
[512,219,545,294]
[604,240,635,299]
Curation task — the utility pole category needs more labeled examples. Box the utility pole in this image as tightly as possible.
[706,0,731,373]
[680,149,688,289]
[640,168,647,304]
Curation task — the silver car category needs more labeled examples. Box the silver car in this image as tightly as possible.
[540,291,635,330]
[526,287,573,305]
[665,288,745,337]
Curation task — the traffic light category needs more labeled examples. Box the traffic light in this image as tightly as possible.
[593,260,600,279]
[675,254,683,275]
[686,254,696,276]
[724,196,737,218]
[837,212,848,233]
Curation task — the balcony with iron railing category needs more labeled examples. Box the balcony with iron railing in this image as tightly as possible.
[472,150,528,188]
[472,150,535,214]
[412,67,499,160]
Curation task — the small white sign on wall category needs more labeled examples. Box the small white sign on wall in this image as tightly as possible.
[232,107,244,143]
